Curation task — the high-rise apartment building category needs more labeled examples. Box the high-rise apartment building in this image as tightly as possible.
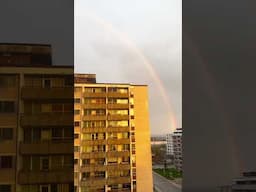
[166,133,174,156]
[0,43,74,192]
[74,74,153,192]
[173,128,182,171]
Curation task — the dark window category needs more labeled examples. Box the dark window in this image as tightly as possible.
[74,134,79,139]
[74,159,78,164]
[74,121,80,127]
[74,146,79,152]
[74,98,80,103]
[41,157,49,170]
[0,101,15,113]
[44,79,51,88]
[51,184,57,192]
[52,128,62,140]
[82,172,90,179]
[64,77,73,87]
[0,128,13,140]
[0,185,11,192]
[82,159,90,165]
[0,156,13,168]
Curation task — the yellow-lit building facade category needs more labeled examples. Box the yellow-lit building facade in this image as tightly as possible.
[74,74,153,192]
[0,44,74,192]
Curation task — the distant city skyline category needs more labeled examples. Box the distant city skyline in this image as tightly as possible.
[75,0,181,135]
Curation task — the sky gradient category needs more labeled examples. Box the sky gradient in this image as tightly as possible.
[75,0,181,135]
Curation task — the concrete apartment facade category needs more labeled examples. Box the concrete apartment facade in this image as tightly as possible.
[172,128,182,171]
[0,44,74,192]
[74,74,153,192]
[166,133,174,156]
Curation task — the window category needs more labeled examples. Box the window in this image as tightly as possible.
[108,120,129,127]
[74,134,79,139]
[41,128,51,140]
[0,156,13,168]
[82,172,90,179]
[74,146,79,152]
[82,159,90,165]
[0,128,13,140]
[40,185,50,192]
[74,121,80,127]
[95,171,105,178]
[83,121,106,128]
[0,185,11,192]
[74,159,78,165]
[40,157,49,170]
[74,98,80,103]
[44,79,51,88]
[0,101,15,113]
[64,77,73,87]
[74,110,80,115]
[52,128,62,140]
[63,155,73,168]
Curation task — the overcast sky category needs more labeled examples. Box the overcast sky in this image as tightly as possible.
[75,0,181,135]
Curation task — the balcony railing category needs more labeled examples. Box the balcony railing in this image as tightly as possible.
[107,103,129,109]
[84,92,107,98]
[107,127,130,132]
[107,115,129,121]
[20,140,73,154]
[107,138,130,145]
[83,103,107,109]
[20,112,73,127]
[107,92,129,98]
[83,115,107,121]
[82,127,106,133]
[21,87,73,100]
[82,139,107,145]
[18,169,73,184]
[107,177,131,185]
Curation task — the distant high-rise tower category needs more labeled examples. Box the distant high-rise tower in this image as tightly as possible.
[74,74,153,192]
[172,128,183,171]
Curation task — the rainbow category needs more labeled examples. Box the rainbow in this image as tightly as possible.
[78,10,178,133]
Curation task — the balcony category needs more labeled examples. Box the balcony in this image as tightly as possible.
[18,170,73,184]
[107,115,129,121]
[20,140,73,154]
[82,127,106,133]
[81,151,106,159]
[80,164,106,172]
[0,169,15,182]
[80,164,130,172]
[109,189,131,192]
[83,115,107,121]
[107,151,130,157]
[107,92,129,98]
[0,142,16,153]
[107,164,130,171]
[83,103,107,109]
[107,138,130,145]
[84,92,107,98]
[107,104,129,109]
[21,87,73,100]
[20,113,73,127]
[107,177,131,185]
[0,88,18,99]
[107,127,130,132]
[80,178,106,186]
[82,139,106,145]
[0,114,17,127]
